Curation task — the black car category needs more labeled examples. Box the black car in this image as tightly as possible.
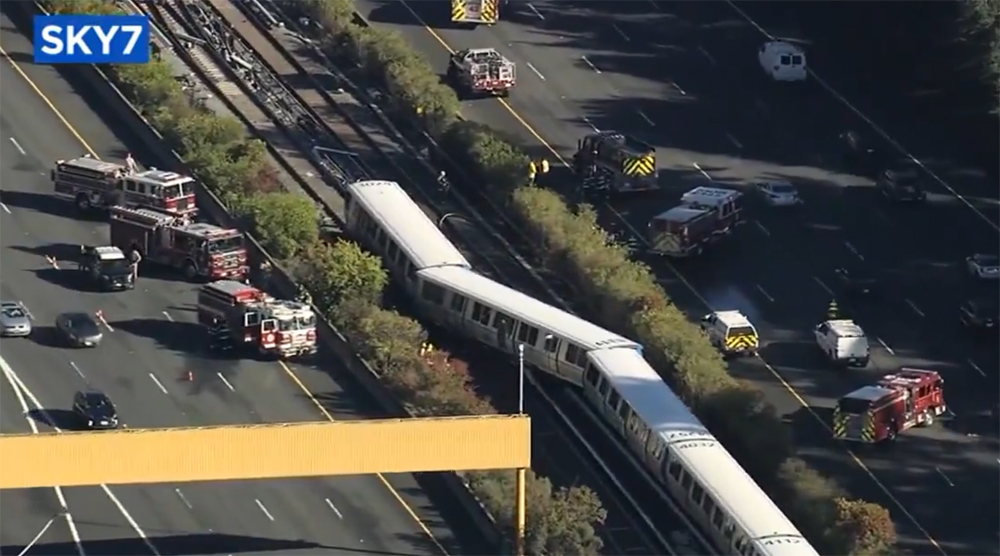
[834,267,877,296]
[840,130,887,178]
[56,312,103,347]
[960,298,999,330]
[78,246,134,291]
[876,165,927,202]
[73,390,119,429]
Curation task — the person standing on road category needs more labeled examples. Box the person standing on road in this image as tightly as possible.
[128,249,142,281]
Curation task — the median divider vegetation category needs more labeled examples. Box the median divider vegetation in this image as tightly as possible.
[43,0,607,553]
[294,0,898,553]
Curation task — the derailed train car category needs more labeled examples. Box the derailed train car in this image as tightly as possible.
[343,180,820,556]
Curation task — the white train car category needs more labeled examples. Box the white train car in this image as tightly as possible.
[415,265,639,385]
[344,179,820,556]
[344,180,472,275]
[585,349,820,556]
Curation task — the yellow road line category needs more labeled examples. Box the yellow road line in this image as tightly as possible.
[0,45,450,556]
[390,5,947,554]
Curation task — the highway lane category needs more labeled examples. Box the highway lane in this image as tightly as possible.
[0,378,81,555]
[0,11,476,556]
[352,1,1000,554]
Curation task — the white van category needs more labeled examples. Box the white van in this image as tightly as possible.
[815,319,869,367]
[759,41,807,82]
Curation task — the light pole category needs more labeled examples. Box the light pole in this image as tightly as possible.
[514,342,528,556]
[19,509,65,556]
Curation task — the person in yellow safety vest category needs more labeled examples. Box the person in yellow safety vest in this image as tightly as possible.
[528,161,537,184]
[539,159,550,175]
[827,299,840,321]
[419,342,435,357]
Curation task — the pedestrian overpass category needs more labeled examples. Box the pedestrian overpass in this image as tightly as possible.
[0,415,530,488]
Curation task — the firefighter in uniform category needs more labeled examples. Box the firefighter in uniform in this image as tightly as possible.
[539,159,550,175]
[257,259,272,288]
[127,249,142,281]
[208,316,232,352]
[527,161,537,185]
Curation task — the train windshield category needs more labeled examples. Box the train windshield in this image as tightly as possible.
[277,314,316,331]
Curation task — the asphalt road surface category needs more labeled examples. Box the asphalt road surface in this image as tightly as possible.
[352,1,1000,554]
[0,12,480,556]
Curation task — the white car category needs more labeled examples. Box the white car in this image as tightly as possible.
[966,254,1000,279]
[759,41,807,82]
[754,180,801,206]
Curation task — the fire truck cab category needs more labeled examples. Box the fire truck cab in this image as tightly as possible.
[109,205,248,282]
[833,368,947,444]
[447,48,515,98]
[573,131,659,194]
[679,186,744,232]
[197,280,318,359]
[451,0,499,25]
[51,155,197,217]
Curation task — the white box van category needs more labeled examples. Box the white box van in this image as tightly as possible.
[815,319,869,367]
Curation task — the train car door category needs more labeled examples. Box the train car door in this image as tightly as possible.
[543,335,560,376]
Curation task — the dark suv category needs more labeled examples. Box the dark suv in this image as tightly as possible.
[960,298,998,331]
[73,390,119,429]
[876,165,927,202]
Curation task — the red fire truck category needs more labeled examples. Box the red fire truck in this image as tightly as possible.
[647,187,744,257]
[52,154,197,216]
[197,280,318,359]
[109,205,248,281]
[833,368,947,443]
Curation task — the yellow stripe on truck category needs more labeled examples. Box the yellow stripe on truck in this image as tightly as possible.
[724,335,757,351]
[451,0,465,22]
[622,154,655,176]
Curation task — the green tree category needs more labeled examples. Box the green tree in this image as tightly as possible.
[239,192,319,259]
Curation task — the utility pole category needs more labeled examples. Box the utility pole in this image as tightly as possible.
[515,344,526,556]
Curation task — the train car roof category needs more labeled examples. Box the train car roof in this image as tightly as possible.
[588,349,711,439]
[670,438,807,544]
[419,266,638,352]
[346,180,471,271]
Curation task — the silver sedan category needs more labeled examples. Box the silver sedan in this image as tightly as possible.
[0,301,33,337]
[754,180,802,207]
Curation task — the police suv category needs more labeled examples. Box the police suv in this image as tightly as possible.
[78,245,134,291]
[815,319,869,367]
[701,310,759,358]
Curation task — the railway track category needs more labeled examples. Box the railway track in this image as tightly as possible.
[146,0,713,553]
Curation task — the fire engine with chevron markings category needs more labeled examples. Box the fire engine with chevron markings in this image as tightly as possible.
[833,368,947,443]
[573,131,659,195]
[451,0,500,25]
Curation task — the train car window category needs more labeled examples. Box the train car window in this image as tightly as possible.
[364,217,378,237]
[667,459,682,481]
[723,522,736,541]
[374,228,387,248]
[618,400,631,420]
[584,363,600,386]
[450,294,467,313]
[597,376,610,395]
[405,261,417,282]
[492,311,513,331]
[543,335,558,353]
[564,344,580,364]
[680,469,693,490]
[702,495,716,517]
[734,535,749,554]
[471,303,492,326]
[711,506,725,529]
[387,241,400,263]
[573,349,588,367]
[526,327,539,345]
[421,282,446,305]
[690,483,705,505]
[607,389,621,409]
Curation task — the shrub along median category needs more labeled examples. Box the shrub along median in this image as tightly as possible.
[293,0,898,553]
[43,0,607,553]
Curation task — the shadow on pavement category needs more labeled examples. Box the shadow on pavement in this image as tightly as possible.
[1,533,334,556]
[26,408,84,431]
